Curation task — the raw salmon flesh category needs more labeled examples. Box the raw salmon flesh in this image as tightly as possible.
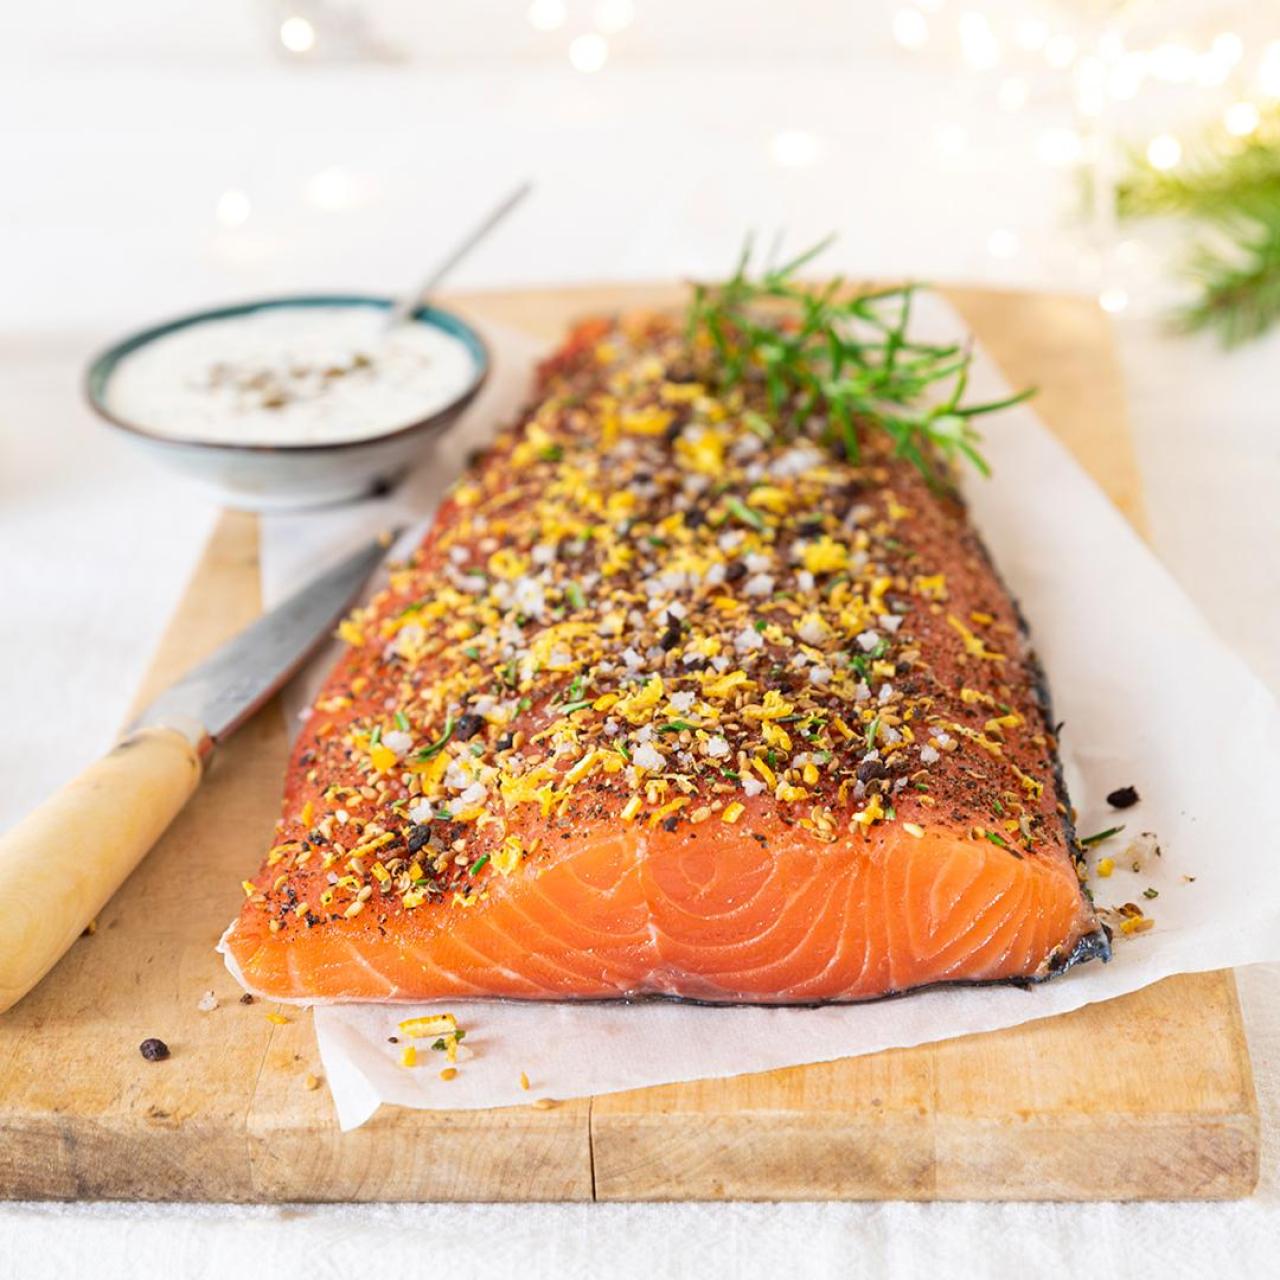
[222,311,1107,1003]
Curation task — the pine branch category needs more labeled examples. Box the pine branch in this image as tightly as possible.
[1117,134,1280,223]
[1117,108,1280,347]
[1174,212,1280,348]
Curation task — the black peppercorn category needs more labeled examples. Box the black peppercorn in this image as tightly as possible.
[455,712,484,742]
[1106,785,1140,809]
[857,759,890,783]
[139,1038,170,1062]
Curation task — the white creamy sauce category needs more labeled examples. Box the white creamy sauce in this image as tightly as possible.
[106,306,477,445]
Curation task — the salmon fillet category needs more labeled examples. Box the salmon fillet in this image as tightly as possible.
[222,312,1107,1004]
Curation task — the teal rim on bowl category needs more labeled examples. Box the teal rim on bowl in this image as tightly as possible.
[85,294,491,453]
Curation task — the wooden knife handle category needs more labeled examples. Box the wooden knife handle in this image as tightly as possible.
[0,726,204,1014]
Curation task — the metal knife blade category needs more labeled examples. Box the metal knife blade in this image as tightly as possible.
[131,532,393,751]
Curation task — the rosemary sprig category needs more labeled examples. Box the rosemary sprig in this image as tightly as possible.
[685,236,1032,485]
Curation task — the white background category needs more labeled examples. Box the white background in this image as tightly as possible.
[1,1,1278,1275]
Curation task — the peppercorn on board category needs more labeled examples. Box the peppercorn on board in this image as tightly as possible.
[0,285,1257,1202]
[223,303,1108,1006]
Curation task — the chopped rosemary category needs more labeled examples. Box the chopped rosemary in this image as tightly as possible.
[394,711,410,733]
[658,720,698,734]
[726,495,765,530]
[469,853,490,877]
[1080,825,1125,847]
[686,235,1033,485]
[413,716,455,761]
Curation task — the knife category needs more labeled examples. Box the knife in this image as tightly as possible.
[0,533,391,1014]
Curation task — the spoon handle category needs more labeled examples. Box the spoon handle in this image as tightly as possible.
[387,179,533,328]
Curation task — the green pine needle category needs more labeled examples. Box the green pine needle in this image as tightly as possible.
[1117,110,1280,348]
[1174,213,1280,348]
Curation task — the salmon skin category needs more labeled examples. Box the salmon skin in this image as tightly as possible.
[222,312,1108,1004]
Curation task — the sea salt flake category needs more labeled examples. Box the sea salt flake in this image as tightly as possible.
[796,616,828,645]
[633,742,665,772]
[457,781,487,806]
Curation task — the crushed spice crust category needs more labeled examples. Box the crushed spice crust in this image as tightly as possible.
[237,312,1083,940]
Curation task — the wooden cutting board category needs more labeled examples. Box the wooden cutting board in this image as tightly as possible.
[0,285,1258,1202]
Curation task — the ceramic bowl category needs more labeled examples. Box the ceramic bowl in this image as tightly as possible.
[85,295,489,512]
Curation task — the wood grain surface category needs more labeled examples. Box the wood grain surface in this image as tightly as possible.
[0,285,1258,1202]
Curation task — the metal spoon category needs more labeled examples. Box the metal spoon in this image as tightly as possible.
[385,179,533,329]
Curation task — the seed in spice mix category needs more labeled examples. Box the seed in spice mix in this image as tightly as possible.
[139,1038,170,1062]
[252,343,1060,920]
[1106,785,1140,809]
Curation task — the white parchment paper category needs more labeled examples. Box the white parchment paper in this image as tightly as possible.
[255,301,1280,1130]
